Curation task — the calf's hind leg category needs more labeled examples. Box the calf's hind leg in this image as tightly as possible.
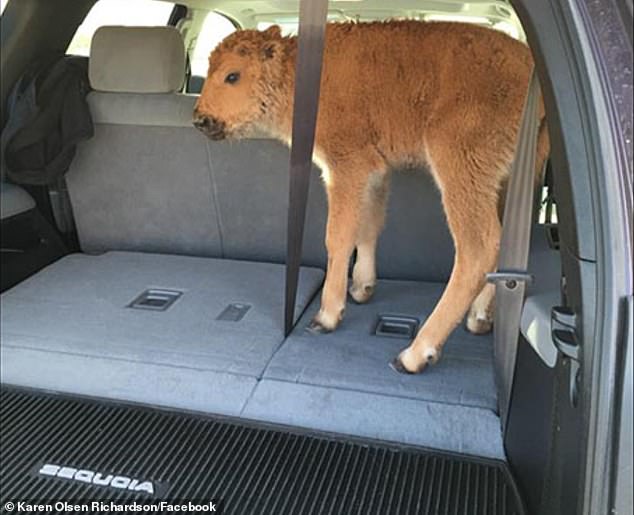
[349,173,389,304]
[466,120,551,335]
[392,153,502,373]
[466,282,496,334]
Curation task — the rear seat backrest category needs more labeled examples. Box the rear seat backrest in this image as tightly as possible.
[66,26,454,281]
[66,25,328,266]
[66,26,223,257]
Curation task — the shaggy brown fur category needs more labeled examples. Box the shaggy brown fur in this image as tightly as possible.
[194,21,550,373]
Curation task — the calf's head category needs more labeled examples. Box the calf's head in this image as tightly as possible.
[193,26,286,140]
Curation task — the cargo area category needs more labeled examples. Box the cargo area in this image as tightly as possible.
[0,17,560,464]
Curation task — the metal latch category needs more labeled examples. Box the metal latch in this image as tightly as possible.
[551,306,581,407]
[487,270,534,290]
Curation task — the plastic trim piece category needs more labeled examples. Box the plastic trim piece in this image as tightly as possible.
[521,291,560,368]
[374,314,420,339]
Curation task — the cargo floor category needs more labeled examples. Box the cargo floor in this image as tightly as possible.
[0,251,503,459]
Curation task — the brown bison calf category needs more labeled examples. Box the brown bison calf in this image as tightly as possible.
[194,21,549,373]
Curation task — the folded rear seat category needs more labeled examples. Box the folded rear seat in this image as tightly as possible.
[1,252,322,414]
[0,26,324,415]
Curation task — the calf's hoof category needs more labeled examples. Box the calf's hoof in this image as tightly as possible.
[390,345,441,374]
[466,310,494,334]
[349,283,375,304]
[305,308,343,335]
[306,318,333,334]
[389,357,415,375]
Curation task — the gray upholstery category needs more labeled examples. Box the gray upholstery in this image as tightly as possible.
[72,23,455,280]
[89,26,186,94]
[67,125,224,257]
[1,252,324,413]
[0,238,560,458]
[245,228,559,458]
[378,170,454,280]
[0,249,504,458]
[88,92,198,127]
[66,124,326,263]
[211,143,455,279]
[0,181,35,220]
[252,277,501,458]
[244,381,504,459]
[3,346,258,416]
[70,26,217,257]
[68,122,454,280]
[209,140,328,267]
[265,280,496,410]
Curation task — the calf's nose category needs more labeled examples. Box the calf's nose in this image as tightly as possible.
[192,113,226,140]
[193,115,210,130]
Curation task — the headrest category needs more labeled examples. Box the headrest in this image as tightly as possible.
[89,26,186,94]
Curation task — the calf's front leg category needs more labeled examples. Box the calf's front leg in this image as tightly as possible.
[308,169,370,333]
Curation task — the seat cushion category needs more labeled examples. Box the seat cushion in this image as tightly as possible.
[243,380,504,459]
[250,278,503,458]
[265,279,497,411]
[1,252,323,414]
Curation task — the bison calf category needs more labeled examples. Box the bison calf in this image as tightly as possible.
[194,21,549,373]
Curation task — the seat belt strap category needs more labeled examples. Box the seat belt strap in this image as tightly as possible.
[487,70,542,430]
[284,0,329,336]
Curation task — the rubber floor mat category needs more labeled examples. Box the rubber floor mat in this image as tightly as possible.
[0,386,524,514]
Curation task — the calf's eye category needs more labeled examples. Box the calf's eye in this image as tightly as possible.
[225,72,240,84]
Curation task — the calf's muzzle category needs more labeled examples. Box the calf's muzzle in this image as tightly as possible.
[193,112,226,140]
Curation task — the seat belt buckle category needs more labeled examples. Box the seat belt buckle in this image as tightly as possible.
[486,271,533,290]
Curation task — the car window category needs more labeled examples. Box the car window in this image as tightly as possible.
[257,21,299,36]
[190,11,237,77]
[257,13,524,41]
[67,0,174,56]
[256,13,347,36]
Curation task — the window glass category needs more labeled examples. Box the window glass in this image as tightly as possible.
[256,14,347,37]
[257,14,524,42]
[257,21,298,36]
[190,12,237,77]
[1,0,9,15]
[67,0,174,56]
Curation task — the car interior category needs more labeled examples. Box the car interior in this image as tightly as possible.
[1,0,624,513]
[1,0,561,457]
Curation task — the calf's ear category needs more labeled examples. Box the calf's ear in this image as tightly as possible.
[263,25,282,39]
